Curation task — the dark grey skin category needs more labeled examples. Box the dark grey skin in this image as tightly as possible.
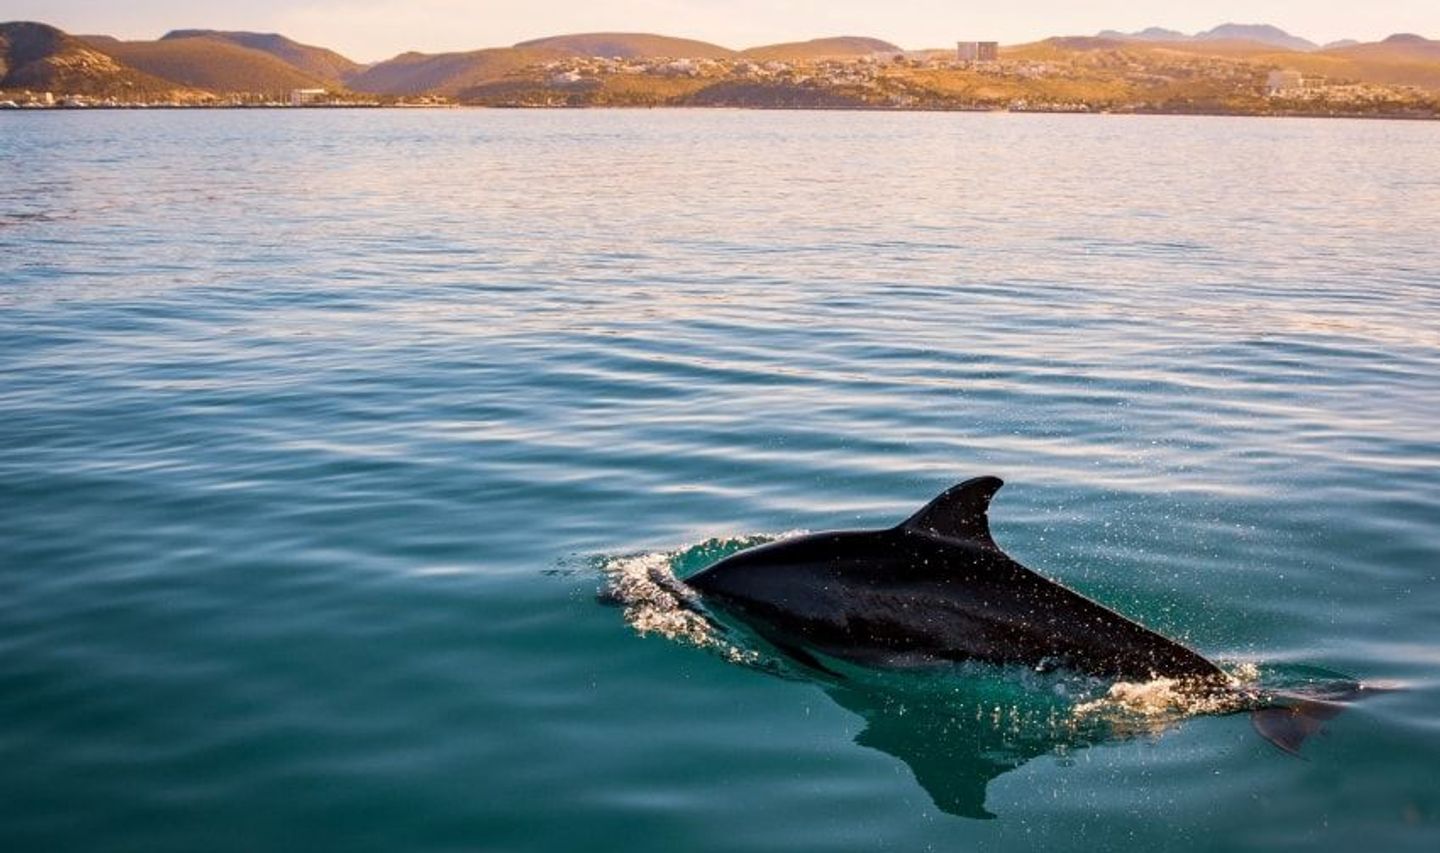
[686,476,1226,682]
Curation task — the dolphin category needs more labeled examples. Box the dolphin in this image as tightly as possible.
[685,476,1227,682]
[680,476,1388,756]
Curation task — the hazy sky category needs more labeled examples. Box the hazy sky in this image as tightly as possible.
[9,0,1438,62]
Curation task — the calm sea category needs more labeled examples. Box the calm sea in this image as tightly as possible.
[2,109,1438,851]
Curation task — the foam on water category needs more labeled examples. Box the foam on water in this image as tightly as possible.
[598,533,803,666]
[600,549,745,660]
[1074,662,1261,720]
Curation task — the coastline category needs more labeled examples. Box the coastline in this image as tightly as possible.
[5,21,1439,126]
[3,102,1436,121]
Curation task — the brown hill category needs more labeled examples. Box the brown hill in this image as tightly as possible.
[86,34,329,94]
[513,32,735,59]
[1034,37,1127,52]
[162,29,361,84]
[1142,38,1309,59]
[1002,37,1126,60]
[0,21,189,96]
[349,47,562,96]
[1215,35,1440,91]
[741,36,900,61]
[1302,35,1440,90]
[1325,33,1440,63]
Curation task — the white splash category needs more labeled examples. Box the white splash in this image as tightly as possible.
[599,548,759,664]
[1070,661,1262,729]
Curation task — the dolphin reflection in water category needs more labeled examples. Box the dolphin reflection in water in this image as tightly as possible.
[776,664,1367,820]
[607,477,1383,819]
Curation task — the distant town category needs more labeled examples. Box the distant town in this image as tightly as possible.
[3,22,1438,119]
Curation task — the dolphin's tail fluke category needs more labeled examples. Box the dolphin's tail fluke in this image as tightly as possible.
[1250,682,1392,756]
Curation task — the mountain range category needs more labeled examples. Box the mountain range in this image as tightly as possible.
[1097,23,1323,51]
[3,20,1439,104]
[0,25,910,98]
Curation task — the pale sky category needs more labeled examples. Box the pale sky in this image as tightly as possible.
[6,0,1437,63]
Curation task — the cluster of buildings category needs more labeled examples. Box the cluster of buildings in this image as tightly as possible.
[0,91,192,108]
[520,50,1131,112]
[542,55,725,82]
[538,49,1013,91]
[0,91,56,108]
[1263,76,1431,108]
[1262,68,1429,107]
[0,88,387,109]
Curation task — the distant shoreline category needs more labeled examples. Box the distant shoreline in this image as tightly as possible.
[4,103,1437,121]
[6,22,1439,125]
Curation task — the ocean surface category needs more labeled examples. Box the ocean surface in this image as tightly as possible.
[2,109,1438,851]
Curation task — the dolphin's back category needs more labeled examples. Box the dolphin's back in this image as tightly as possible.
[685,477,1224,681]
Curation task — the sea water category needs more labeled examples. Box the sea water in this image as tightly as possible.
[2,109,1438,851]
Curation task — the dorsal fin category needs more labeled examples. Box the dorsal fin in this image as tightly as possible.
[897,477,1004,548]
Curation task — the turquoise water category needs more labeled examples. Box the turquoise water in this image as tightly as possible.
[2,109,1438,851]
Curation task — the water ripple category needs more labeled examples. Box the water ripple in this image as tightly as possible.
[1,110,1438,851]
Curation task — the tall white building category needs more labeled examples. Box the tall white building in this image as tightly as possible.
[957,42,999,62]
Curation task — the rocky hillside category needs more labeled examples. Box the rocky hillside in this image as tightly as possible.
[0,21,187,96]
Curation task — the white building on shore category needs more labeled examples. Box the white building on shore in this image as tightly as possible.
[290,88,328,106]
[1267,70,1305,95]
